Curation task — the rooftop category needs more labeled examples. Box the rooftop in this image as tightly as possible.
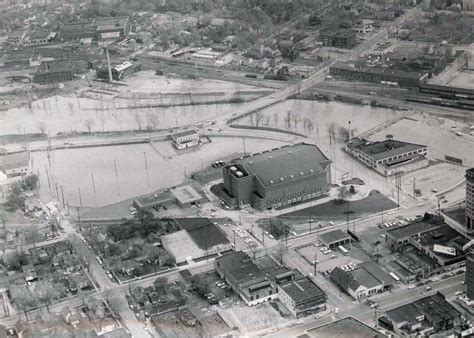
[387,220,441,240]
[358,261,394,286]
[350,268,381,289]
[0,151,30,171]
[134,191,175,209]
[320,229,351,245]
[386,303,423,326]
[35,60,74,74]
[216,251,267,286]
[172,130,198,138]
[95,16,129,31]
[170,185,202,205]
[231,143,330,187]
[161,230,203,262]
[305,317,387,338]
[279,276,325,303]
[174,218,230,250]
[332,62,427,80]
[467,168,474,179]
[347,138,427,161]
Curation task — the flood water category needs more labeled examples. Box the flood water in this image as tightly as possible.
[31,138,286,207]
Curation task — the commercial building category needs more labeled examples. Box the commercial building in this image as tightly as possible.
[60,17,129,44]
[170,130,200,150]
[319,229,353,249]
[22,31,57,47]
[161,218,231,265]
[320,29,356,49]
[215,251,277,306]
[330,261,394,300]
[133,185,204,210]
[0,151,31,179]
[383,293,462,336]
[95,16,130,47]
[33,60,75,84]
[466,251,474,300]
[221,143,331,210]
[96,61,141,81]
[189,48,222,63]
[304,317,387,338]
[466,168,474,232]
[278,277,326,318]
[345,137,428,177]
[7,30,28,45]
[330,62,429,87]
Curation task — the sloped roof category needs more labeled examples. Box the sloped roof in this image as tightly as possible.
[0,151,30,172]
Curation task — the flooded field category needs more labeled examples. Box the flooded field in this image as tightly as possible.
[0,71,266,136]
[31,137,286,207]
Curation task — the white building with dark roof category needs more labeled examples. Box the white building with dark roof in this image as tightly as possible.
[0,151,31,179]
[171,130,200,150]
[221,143,331,210]
[345,137,428,177]
[278,276,326,318]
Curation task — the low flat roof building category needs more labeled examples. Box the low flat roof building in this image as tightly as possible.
[384,292,462,336]
[345,137,428,177]
[0,151,31,178]
[319,229,352,249]
[221,143,331,210]
[170,185,205,207]
[162,218,232,264]
[133,191,175,210]
[331,62,429,87]
[278,276,326,318]
[304,317,387,338]
[171,130,200,150]
[215,251,277,306]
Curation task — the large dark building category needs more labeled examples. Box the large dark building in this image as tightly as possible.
[320,29,356,49]
[466,168,474,232]
[33,60,76,84]
[466,251,474,300]
[60,16,129,45]
[330,62,429,87]
[221,143,331,210]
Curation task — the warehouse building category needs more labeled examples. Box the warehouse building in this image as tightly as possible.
[221,143,331,210]
[305,317,387,338]
[320,229,353,249]
[96,16,130,47]
[0,151,31,179]
[161,218,231,264]
[278,277,326,318]
[345,137,428,177]
[330,63,429,87]
[320,29,356,49]
[384,293,462,336]
[96,61,141,81]
[133,185,204,210]
[171,130,200,150]
[33,60,76,84]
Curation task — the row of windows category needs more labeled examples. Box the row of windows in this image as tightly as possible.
[266,190,323,208]
[377,149,427,164]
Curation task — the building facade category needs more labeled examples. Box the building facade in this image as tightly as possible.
[221,143,331,210]
[466,251,474,300]
[345,137,428,177]
[330,63,429,87]
[320,29,356,49]
[0,151,31,178]
[466,168,474,232]
[170,130,200,150]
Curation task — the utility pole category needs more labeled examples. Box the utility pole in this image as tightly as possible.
[395,172,402,209]
[242,137,247,156]
[45,165,52,191]
[113,159,120,196]
[143,152,149,187]
[78,187,83,208]
[60,186,65,209]
[309,211,312,234]
[77,207,82,232]
[91,173,97,207]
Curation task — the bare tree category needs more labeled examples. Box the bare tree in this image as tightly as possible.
[264,115,271,126]
[99,113,107,132]
[255,111,264,127]
[84,119,95,133]
[284,111,291,129]
[272,113,279,127]
[36,121,47,134]
[134,112,142,131]
[291,113,300,130]
[147,113,159,130]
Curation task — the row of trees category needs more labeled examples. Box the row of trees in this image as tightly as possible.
[4,175,39,212]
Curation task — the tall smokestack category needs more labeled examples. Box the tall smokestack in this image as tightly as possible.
[106,48,113,83]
